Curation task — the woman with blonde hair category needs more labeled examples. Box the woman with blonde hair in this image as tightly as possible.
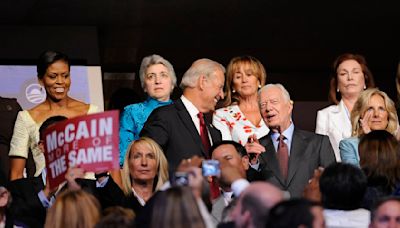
[97,137,168,215]
[340,88,398,166]
[120,137,169,198]
[44,190,101,228]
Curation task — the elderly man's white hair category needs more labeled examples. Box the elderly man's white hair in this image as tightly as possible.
[179,58,225,90]
[258,83,292,103]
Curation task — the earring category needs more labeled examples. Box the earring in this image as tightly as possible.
[258,84,262,89]
[232,89,236,93]
[364,85,366,89]
[337,88,339,93]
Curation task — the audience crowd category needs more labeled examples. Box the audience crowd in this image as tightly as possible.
[1,51,400,228]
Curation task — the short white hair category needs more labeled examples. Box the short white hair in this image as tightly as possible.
[179,58,225,90]
[139,54,177,89]
[258,83,291,103]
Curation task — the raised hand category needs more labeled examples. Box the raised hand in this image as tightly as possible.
[244,134,266,164]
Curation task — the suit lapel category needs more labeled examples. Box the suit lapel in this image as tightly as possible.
[259,134,286,186]
[212,195,226,221]
[331,101,351,137]
[175,99,207,157]
[287,128,307,185]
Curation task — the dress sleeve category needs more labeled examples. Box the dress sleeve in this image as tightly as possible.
[119,107,137,166]
[9,111,29,159]
[212,109,233,141]
[315,110,327,135]
[339,138,360,167]
[87,104,100,114]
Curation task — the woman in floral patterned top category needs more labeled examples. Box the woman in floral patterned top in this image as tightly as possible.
[213,56,269,145]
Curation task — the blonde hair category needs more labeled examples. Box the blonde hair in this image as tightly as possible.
[121,137,169,196]
[44,190,100,228]
[351,88,398,137]
[223,56,267,107]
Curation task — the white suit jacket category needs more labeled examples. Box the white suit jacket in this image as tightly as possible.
[315,100,352,162]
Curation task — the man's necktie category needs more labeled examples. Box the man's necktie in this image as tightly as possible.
[197,112,220,199]
[197,112,211,158]
[277,134,289,180]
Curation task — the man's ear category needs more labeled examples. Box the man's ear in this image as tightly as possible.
[0,188,9,207]
[241,156,250,170]
[288,100,294,114]
[242,210,252,227]
[198,75,207,90]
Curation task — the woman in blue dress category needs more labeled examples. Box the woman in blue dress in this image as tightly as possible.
[119,54,176,166]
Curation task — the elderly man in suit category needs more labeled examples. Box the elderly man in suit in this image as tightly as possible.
[246,83,336,198]
[140,58,225,173]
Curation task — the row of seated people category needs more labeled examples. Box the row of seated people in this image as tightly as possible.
[1,50,400,227]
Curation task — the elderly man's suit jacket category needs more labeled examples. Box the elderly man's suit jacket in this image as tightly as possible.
[255,128,336,198]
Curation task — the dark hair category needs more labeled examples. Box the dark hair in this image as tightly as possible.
[370,196,400,222]
[95,206,135,228]
[359,130,400,189]
[329,53,375,104]
[37,50,70,79]
[266,199,319,228]
[39,116,67,140]
[320,163,367,210]
[210,140,248,158]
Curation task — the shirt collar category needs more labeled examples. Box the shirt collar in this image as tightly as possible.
[271,122,295,142]
[180,95,200,118]
[131,187,146,206]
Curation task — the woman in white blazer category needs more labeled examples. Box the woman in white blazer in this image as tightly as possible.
[316,53,375,161]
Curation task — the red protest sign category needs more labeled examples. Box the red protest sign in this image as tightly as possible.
[43,110,119,188]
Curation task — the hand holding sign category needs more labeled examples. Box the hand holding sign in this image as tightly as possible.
[43,111,120,189]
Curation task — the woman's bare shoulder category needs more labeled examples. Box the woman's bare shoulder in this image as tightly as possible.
[68,98,90,115]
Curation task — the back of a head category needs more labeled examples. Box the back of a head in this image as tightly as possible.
[179,58,225,90]
[95,206,135,228]
[359,130,400,183]
[150,186,206,228]
[239,182,284,228]
[320,163,367,210]
[44,190,101,228]
[39,115,68,140]
[266,199,317,228]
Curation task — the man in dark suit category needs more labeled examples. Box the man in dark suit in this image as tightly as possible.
[245,84,336,198]
[141,58,225,172]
